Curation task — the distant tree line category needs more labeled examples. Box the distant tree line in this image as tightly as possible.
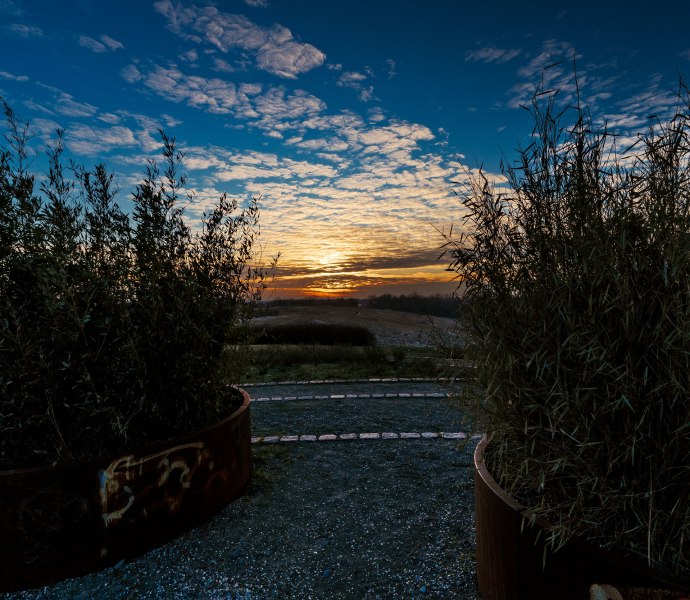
[266,297,359,307]
[365,294,459,318]
[265,294,459,318]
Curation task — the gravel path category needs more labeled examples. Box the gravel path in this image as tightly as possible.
[3,381,481,600]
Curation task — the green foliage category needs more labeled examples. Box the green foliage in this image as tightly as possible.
[446,84,690,579]
[0,102,271,469]
[241,344,445,383]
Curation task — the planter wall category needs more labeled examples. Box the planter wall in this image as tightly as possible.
[0,388,252,593]
[474,435,688,600]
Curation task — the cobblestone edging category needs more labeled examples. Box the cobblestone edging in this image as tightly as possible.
[251,432,480,444]
[251,391,449,402]
[241,377,451,388]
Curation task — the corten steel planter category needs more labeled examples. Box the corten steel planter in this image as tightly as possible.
[0,387,252,593]
[474,435,689,600]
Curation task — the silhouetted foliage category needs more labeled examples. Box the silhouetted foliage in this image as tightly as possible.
[445,82,690,579]
[366,293,459,318]
[266,294,459,317]
[267,297,359,308]
[0,102,271,469]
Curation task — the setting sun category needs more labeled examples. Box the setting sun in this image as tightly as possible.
[1,1,685,299]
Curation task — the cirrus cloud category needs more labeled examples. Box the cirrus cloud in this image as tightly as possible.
[465,45,522,64]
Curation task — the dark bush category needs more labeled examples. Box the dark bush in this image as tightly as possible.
[0,101,271,469]
[251,323,376,346]
[445,83,690,578]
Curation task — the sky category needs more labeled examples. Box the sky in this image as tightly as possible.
[1,0,689,298]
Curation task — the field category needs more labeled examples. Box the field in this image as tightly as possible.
[239,305,462,383]
[252,305,457,348]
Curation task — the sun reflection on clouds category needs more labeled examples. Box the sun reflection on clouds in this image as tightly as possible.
[0,1,507,299]
[270,264,456,298]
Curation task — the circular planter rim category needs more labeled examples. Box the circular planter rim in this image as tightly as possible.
[0,385,249,478]
[474,433,690,592]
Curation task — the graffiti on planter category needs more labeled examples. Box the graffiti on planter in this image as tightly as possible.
[98,441,210,528]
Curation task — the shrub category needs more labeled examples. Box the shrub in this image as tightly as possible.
[250,323,376,346]
[445,84,690,578]
[0,101,271,469]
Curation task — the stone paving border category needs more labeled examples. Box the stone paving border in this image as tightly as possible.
[241,377,456,388]
[251,392,449,402]
[252,432,482,444]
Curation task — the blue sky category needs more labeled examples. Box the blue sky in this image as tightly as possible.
[1,0,689,297]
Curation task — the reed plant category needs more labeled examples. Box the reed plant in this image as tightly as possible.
[446,83,690,579]
[0,101,271,469]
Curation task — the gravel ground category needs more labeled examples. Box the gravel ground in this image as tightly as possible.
[3,381,481,600]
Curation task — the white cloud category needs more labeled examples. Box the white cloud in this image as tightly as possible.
[54,94,97,117]
[252,87,325,125]
[338,72,367,85]
[358,86,374,102]
[0,1,24,16]
[355,121,435,156]
[256,35,325,79]
[606,79,682,138]
[121,64,143,83]
[108,46,470,292]
[243,0,268,6]
[212,57,235,73]
[337,71,375,102]
[65,124,137,155]
[288,136,349,152]
[507,40,581,108]
[31,117,61,137]
[366,108,385,124]
[79,35,107,53]
[179,145,335,187]
[386,59,397,79]
[0,70,28,82]
[465,46,522,64]
[79,34,124,53]
[508,42,680,154]
[517,39,576,79]
[161,113,182,127]
[160,111,466,296]
[101,35,124,51]
[180,48,198,62]
[98,113,121,124]
[9,23,42,37]
[141,65,261,116]
[153,1,326,79]
[22,99,54,114]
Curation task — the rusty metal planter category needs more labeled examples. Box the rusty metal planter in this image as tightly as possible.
[474,435,688,600]
[0,387,251,593]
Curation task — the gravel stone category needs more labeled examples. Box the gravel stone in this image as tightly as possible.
[2,381,480,600]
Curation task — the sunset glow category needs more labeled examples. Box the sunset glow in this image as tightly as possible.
[1,1,687,297]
